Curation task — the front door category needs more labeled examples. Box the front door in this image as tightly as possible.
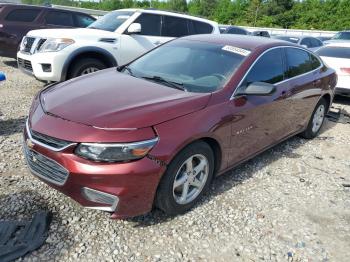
[118,13,172,65]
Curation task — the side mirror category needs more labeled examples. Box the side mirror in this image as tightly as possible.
[0,72,5,82]
[301,44,308,48]
[127,23,141,34]
[237,82,276,96]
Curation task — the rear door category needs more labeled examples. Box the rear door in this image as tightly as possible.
[0,7,42,58]
[283,47,323,129]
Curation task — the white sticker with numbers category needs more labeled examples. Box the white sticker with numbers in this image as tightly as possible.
[222,45,251,56]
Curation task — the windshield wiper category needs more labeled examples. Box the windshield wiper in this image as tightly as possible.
[142,75,186,91]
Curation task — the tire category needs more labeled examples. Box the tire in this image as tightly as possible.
[68,58,106,79]
[155,141,215,216]
[300,97,328,139]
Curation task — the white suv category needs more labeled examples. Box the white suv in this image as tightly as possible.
[17,9,219,82]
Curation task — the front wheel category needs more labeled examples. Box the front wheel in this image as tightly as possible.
[300,97,328,139]
[155,141,215,216]
[68,58,106,79]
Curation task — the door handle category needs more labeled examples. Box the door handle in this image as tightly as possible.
[153,41,161,45]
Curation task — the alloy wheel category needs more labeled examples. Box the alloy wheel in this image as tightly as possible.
[312,104,325,133]
[81,67,100,75]
[173,154,209,205]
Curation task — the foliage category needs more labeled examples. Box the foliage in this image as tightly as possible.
[21,0,350,31]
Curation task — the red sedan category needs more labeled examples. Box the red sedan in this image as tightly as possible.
[24,35,336,218]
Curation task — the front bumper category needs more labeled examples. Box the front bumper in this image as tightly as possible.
[23,122,165,219]
[17,51,68,82]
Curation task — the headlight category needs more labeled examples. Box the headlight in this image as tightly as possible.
[75,138,159,162]
[37,38,75,53]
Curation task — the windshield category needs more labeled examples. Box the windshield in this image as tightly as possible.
[126,40,247,93]
[332,32,350,40]
[88,11,134,32]
[274,36,299,43]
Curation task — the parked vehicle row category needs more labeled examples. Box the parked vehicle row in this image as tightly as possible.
[272,35,324,51]
[0,5,345,218]
[23,34,336,218]
[316,42,350,96]
[0,3,96,59]
[16,8,219,82]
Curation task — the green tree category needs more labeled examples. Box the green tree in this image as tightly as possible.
[168,0,188,12]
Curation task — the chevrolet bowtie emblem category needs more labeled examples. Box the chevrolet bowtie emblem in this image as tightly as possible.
[26,139,35,149]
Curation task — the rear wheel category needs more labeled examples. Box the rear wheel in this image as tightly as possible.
[300,97,328,139]
[68,58,106,79]
[156,141,214,216]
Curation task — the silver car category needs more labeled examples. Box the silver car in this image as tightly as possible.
[273,35,323,51]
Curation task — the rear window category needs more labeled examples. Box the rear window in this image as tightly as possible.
[162,15,189,37]
[191,20,213,34]
[5,9,41,22]
[74,14,95,27]
[45,11,74,26]
[316,46,350,59]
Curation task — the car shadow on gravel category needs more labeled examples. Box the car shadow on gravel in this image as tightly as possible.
[0,116,26,136]
[2,60,18,69]
[334,95,350,105]
[128,136,312,227]
[0,190,72,260]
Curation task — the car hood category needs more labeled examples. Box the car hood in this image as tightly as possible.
[40,69,211,129]
[27,28,118,41]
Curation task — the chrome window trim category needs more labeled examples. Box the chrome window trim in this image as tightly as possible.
[26,119,77,152]
[230,45,324,100]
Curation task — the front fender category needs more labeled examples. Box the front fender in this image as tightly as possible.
[60,46,118,81]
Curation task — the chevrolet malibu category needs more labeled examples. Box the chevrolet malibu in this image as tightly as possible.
[24,35,336,218]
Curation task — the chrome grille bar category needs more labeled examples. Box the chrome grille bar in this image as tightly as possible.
[24,145,69,186]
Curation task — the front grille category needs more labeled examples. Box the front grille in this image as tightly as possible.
[36,38,47,51]
[31,130,73,150]
[23,37,35,53]
[18,58,33,72]
[24,145,69,186]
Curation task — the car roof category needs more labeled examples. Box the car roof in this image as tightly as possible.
[117,8,217,25]
[0,3,94,16]
[182,34,295,51]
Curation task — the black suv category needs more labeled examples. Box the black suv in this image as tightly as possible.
[0,4,96,59]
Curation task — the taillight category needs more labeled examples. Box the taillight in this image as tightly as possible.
[340,68,350,75]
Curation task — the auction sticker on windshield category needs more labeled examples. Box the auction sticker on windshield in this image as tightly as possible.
[222,45,251,56]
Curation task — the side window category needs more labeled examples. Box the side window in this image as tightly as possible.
[285,48,313,78]
[310,38,322,47]
[133,13,161,36]
[243,48,284,86]
[162,15,189,37]
[227,27,246,35]
[5,9,41,22]
[310,54,321,70]
[74,14,95,27]
[300,38,312,47]
[191,20,213,34]
[45,11,74,27]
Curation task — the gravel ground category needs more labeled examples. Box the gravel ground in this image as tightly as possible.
[1,57,350,262]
